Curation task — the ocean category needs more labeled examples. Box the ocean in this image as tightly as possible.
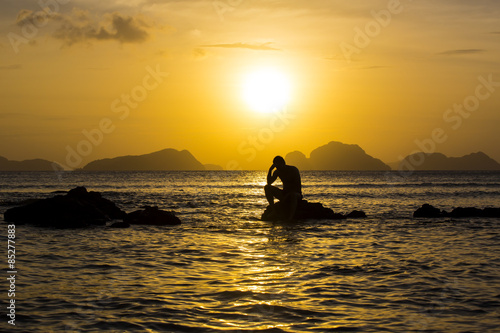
[1,170,500,332]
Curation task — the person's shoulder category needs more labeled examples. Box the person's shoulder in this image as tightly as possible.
[287,165,300,172]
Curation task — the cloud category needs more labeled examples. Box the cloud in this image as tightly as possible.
[13,8,160,47]
[15,9,52,26]
[201,42,280,51]
[438,49,485,56]
[0,64,22,70]
[52,9,154,46]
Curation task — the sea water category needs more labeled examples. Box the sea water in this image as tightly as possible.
[1,171,499,332]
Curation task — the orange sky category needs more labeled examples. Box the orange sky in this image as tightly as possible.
[1,0,499,169]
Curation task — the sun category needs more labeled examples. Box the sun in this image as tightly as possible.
[242,68,291,114]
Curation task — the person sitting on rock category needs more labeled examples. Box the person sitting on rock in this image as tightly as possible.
[264,155,302,221]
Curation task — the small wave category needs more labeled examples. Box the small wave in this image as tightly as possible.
[204,289,257,301]
[80,264,124,270]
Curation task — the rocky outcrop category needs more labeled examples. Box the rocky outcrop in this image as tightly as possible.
[413,204,445,218]
[4,186,126,228]
[345,210,368,219]
[413,204,500,218]
[124,206,181,226]
[261,199,366,221]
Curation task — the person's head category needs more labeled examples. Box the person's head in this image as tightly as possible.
[273,156,286,169]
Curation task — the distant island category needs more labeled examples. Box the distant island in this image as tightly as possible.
[285,141,391,171]
[392,152,500,171]
[2,144,499,172]
[82,149,206,171]
[0,156,62,171]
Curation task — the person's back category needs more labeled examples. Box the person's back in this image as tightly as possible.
[279,165,301,195]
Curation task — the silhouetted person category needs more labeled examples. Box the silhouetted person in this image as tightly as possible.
[265,156,302,221]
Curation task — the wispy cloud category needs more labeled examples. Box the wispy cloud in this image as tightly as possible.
[201,42,280,51]
[438,49,485,56]
[54,9,154,46]
[15,8,163,47]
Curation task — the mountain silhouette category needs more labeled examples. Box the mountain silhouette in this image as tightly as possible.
[394,152,500,170]
[285,151,312,170]
[285,141,391,170]
[82,149,205,171]
[0,156,62,171]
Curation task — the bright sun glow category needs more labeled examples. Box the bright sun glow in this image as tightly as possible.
[242,68,291,114]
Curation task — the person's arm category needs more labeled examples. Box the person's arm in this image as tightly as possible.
[267,164,278,185]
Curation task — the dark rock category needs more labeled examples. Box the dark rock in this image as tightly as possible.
[0,199,39,207]
[262,199,345,221]
[449,207,484,218]
[124,206,181,226]
[413,204,445,218]
[346,210,367,219]
[483,208,500,218]
[4,186,126,228]
[109,221,130,228]
[413,204,500,218]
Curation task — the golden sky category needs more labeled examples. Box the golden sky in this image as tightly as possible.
[1,0,499,169]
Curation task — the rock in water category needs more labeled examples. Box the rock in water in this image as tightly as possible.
[413,204,444,218]
[483,208,500,217]
[124,206,181,226]
[413,204,500,218]
[262,199,355,221]
[345,210,367,219]
[109,221,131,228]
[449,207,484,218]
[4,186,126,228]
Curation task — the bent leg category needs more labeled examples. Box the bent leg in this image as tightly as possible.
[265,185,284,206]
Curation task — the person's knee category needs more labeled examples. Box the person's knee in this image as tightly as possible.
[265,184,275,196]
